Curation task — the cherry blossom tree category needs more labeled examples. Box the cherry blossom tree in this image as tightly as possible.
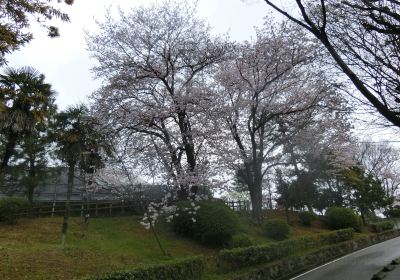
[356,142,400,197]
[263,0,400,127]
[88,1,229,199]
[214,22,348,222]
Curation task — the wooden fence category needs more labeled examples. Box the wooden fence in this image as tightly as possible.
[225,200,251,212]
[15,199,251,218]
[16,200,145,218]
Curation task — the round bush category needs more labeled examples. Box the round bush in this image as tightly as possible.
[263,218,290,240]
[173,200,240,247]
[228,233,254,249]
[0,197,30,224]
[298,211,317,227]
[325,207,360,231]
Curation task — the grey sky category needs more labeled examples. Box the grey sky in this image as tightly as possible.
[7,0,270,110]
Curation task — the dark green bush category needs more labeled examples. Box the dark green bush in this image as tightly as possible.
[228,234,254,249]
[83,257,203,280]
[263,219,290,240]
[298,211,317,226]
[370,221,395,233]
[0,197,30,224]
[325,207,360,231]
[385,208,400,218]
[173,200,240,247]
[218,228,354,271]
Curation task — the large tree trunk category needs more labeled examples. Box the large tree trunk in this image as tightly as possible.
[249,184,263,224]
[1,132,18,169]
[61,163,75,247]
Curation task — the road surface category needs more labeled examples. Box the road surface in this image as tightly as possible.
[290,236,400,280]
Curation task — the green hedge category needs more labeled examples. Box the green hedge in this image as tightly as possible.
[263,219,290,240]
[371,221,395,233]
[326,207,360,231]
[299,211,317,227]
[218,228,354,271]
[173,200,240,247]
[228,234,254,249]
[0,197,30,224]
[83,257,204,280]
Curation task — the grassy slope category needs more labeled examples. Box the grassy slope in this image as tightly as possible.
[0,212,332,280]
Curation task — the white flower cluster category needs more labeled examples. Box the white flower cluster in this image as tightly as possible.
[140,190,207,230]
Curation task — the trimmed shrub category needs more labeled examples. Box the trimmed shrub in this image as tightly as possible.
[325,207,360,231]
[173,200,240,247]
[263,219,290,240]
[83,257,204,280]
[298,211,317,226]
[218,228,354,271]
[0,197,30,224]
[370,221,395,233]
[228,234,254,249]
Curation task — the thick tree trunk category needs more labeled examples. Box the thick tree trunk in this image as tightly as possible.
[61,163,75,247]
[1,132,18,169]
[249,184,263,224]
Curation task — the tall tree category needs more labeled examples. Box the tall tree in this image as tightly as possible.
[0,66,55,170]
[88,1,229,199]
[0,0,73,65]
[263,0,400,127]
[53,105,109,247]
[215,22,340,222]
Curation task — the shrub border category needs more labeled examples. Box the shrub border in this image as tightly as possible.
[218,228,354,271]
[82,256,204,280]
[230,229,400,280]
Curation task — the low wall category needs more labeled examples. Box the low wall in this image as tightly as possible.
[231,229,400,280]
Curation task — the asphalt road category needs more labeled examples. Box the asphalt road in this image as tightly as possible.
[290,236,400,280]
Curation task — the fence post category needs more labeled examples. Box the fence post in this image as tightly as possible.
[80,204,84,217]
[51,201,56,217]
[95,203,98,216]
[109,203,112,216]
[121,200,125,215]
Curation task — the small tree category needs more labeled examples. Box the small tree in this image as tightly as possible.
[342,166,392,224]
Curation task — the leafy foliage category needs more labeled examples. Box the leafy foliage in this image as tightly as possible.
[218,228,354,271]
[298,211,317,227]
[0,66,56,169]
[0,197,30,224]
[83,257,204,280]
[385,207,400,218]
[173,200,240,247]
[0,0,73,64]
[341,166,392,222]
[370,221,395,233]
[263,219,290,240]
[325,207,361,231]
[227,233,254,249]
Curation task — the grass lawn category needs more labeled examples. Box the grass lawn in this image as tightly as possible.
[0,212,337,280]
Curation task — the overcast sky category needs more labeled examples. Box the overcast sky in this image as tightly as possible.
[7,0,271,110]
[5,0,397,143]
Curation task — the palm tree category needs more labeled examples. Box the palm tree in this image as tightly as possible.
[0,66,55,169]
[52,104,110,247]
